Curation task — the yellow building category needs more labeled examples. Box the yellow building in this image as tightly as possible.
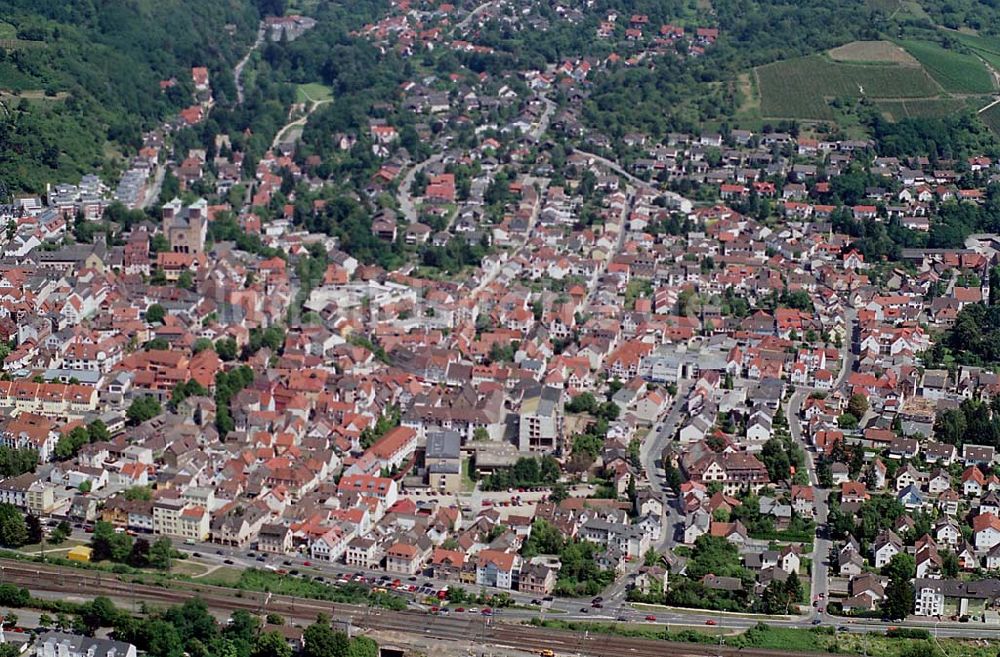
[67,545,93,563]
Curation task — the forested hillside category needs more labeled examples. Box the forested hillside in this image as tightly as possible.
[0,0,264,194]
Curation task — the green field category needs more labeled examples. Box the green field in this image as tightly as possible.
[865,0,902,13]
[899,39,994,93]
[296,82,333,104]
[530,619,995,657]
[756,55,942,120]
[0,22,16,39]
[980,102,1000,135]
[876,97,970,120]
[0,62,42,91]
[948,32,1000,73]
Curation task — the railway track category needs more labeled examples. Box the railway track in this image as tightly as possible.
[0,559,814,657]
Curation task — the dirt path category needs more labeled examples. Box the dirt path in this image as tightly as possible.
[977,54,1000,113]
[455,0,501,31]
[234,21,266,105]
[271,90,331,149]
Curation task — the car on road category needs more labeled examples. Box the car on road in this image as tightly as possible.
[645,615,657,622]
[455,608,465,613]
[837,626,849,632]
[303,561,312,566]
[531,599,541,606]
[481,608,493,616]
[592,596,603,603]
[592,603,603,608]
[223,559,234,565]
[216,550,224,555]
[256,556,266,562]
[811,620,822,625]
[579,607,589,614]
[704,620,716,626]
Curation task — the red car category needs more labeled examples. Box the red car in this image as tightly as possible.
[705,620,717,626]
[455,607,465,613]
[302,561,312,566]
[645,615,656,622]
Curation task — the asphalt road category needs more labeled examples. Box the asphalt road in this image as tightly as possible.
[785,306,857,622]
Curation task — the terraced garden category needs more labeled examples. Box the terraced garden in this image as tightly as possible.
[898,39,995,93]
[756,53,941,120]
[753,37,998,122]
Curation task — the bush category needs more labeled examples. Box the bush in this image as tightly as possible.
[886,627,931,640]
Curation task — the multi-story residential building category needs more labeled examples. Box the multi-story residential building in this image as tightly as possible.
[257,523,293,554]
[34,631,137,657]
[153,499,209,541]
[337,475,398,509]
[0,472,36,509]
[914,578,1000,617]
[311,526,351,562]
[518,563,556,595]
[345,537,378,568]
[518,386,564,452]
[385,542,422,575]
[476,550,520,590]
[179,506,210,542]
[0,381,99,420]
